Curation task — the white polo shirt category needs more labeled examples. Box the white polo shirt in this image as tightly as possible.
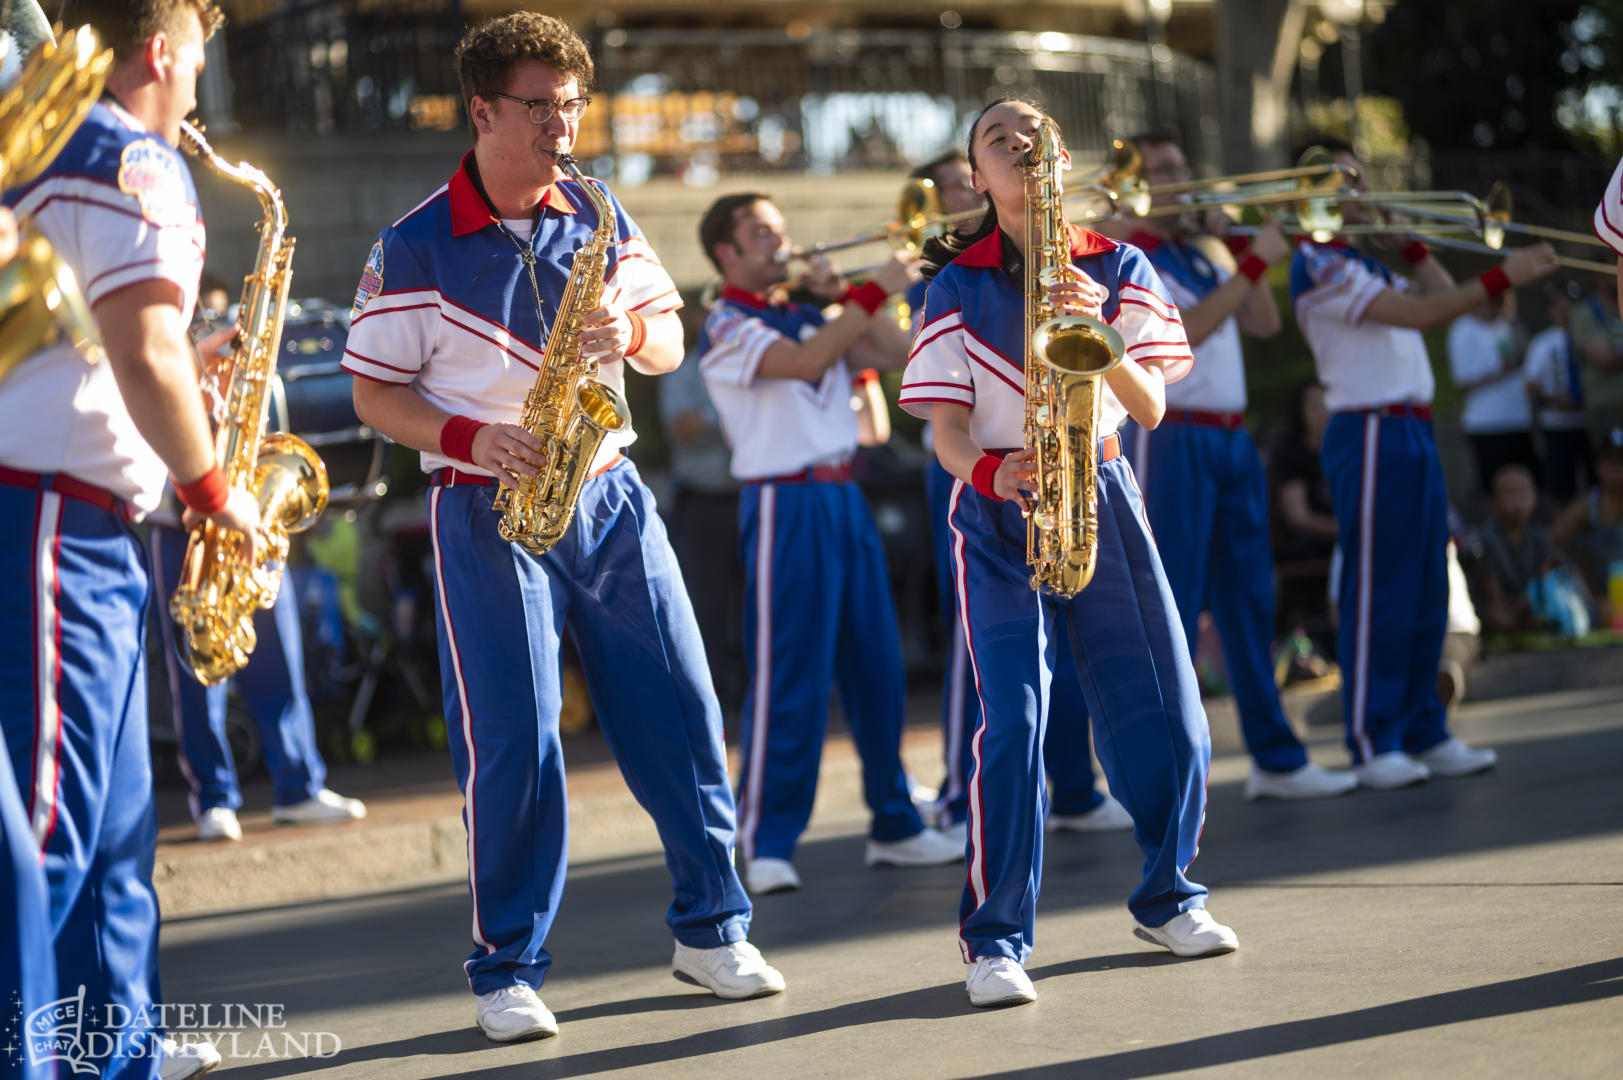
[1593,156,1623,257]
[0,102,206,518]
[697,288,858,481]
[1290,240,1434,412]
[1131,233,1247,413]
[1447,314,1530,434]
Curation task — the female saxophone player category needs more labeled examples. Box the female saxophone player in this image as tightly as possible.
[899,98,1236,1008]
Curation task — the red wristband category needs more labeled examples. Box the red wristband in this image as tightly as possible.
[1238,253,1269,284]
[1223,235,1250,256]
[971,453,1004,501]
[174,463,228,516]
[440,414,487,466]
[1401,240,1431,266]
[1479,266,1511,300]
[625,309,647,357]
[851,367,879,389]
[840,281,889,317]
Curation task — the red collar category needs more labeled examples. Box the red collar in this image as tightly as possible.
[1127,229,1165,253]
[954,223,1118,268]
[718,284,773,310]
[448,150,576,238]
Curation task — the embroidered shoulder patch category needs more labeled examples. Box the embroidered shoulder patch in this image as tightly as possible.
[353,239,384,318]
[117,138,192,225]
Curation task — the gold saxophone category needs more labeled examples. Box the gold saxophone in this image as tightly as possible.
[493,153,631,554]
[1023,118,1125,598]
[0,24,111,384]
[168,120,328,685]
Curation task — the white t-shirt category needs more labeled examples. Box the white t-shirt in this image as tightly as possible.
[1524,326,1588,431]
[1447,315,1530,434]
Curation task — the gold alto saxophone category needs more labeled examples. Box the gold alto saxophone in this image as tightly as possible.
[493,153,632,554]
[169,120,328,685]
[0,24,111,384]
[1023,118,1125,598]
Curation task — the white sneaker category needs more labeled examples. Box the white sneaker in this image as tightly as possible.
[159,1036,221,1080]
[271,788,368,824]
[1047,794,1134,832]
[196,806,242,842]
[1244,762,1358,801]
[1133,908,1239,957]
[475,984,557,1042]
[965,956,1037,1007]
[1415,737,1497,778]
[672,940,786,999]
[744,857,801,895]
[865,826,964,867]
[1354,751,1431,790]
[940,819,967,849]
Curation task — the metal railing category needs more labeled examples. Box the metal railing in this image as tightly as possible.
[220,19,1223,176]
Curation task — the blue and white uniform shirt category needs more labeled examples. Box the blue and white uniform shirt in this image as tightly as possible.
[341,152,681,476]
[0,101,206,517]
[697,287,856,481]
[899,226,1194,449]
[1130,231,1246,413]
[1593,155,1623,257]
[1290,240,1433,412]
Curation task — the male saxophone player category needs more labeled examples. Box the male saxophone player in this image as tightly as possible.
[1,1,257,1076]
[344,12,784,1044]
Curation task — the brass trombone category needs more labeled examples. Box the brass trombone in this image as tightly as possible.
[1094,147,1357,237]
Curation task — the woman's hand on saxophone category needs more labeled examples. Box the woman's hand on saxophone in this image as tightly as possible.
[1047,266,1109,320]
[183,488,264,564]
[995,448,1039,512]
[472,422,545,485]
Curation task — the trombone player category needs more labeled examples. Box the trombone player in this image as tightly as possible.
[1291,138,1558,789]
[1101,129,1357,801]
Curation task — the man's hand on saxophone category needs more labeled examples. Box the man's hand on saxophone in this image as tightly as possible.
[472,422,545,485]
[993,448,1039,512]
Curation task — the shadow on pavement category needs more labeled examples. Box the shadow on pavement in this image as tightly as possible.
[969,956,1623,1079]
[159,698,1623,1025]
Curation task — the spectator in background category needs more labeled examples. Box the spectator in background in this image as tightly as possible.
[1448,292,1538,494]
[1270,379,1340,660]
[1476,464,1557,634]
[1553,428,1623,629]
[1568,271,1623,435]
[1526,281,1596,501]
[659,302,747,720]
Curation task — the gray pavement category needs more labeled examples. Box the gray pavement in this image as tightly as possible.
[156,686,1623,1078]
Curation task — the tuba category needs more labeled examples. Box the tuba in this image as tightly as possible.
[1023,118,1124,598]
[168,121,328,685]
[493,153,632,554]
[0,24,111,384]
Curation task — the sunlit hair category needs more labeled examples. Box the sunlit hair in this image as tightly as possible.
[454,11,594,140]
[919,96,1057,281]
[58,0,223,61]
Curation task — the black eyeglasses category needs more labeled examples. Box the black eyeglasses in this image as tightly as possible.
[490,92,592,125]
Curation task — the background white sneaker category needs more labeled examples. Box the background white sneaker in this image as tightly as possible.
[1244,762,1358,801]
[865,826,963,867]
[1354,751,1431,790]
[196,806,242,842]
[1133,909,1239,957]
[744,856,801,894]
[965,956,1037,1007]
[1417,737,1497,777]
[672,940,786,999]
[940,819,967,849]
[271,788,367,825]
[159,1036,221,1080]
[1047,794,1134,832]
[475,984,557,1042]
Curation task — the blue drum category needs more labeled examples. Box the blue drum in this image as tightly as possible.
[268,300,389,507]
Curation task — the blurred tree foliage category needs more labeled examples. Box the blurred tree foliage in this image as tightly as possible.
[1366,0,1623,152]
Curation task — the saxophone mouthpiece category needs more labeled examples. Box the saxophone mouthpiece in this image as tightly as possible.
[553,153,584,182]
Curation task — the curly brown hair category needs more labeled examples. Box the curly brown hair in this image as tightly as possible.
[57,0,224,62]
[455,12,594,139]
